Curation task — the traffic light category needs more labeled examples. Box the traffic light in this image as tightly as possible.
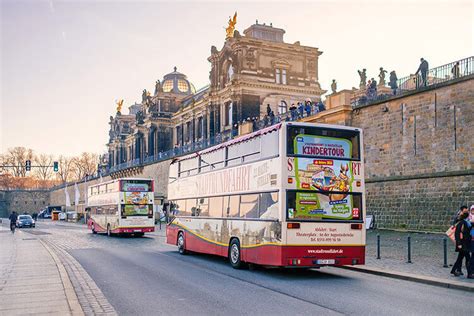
[53,161,59,172]
[25,160,31,171]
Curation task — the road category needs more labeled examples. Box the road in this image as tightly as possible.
[14,221,474,315]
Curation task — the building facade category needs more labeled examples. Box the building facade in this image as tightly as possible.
[107,22,325,170]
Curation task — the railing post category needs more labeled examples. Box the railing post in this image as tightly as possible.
[376,234,381,259]
[443,237,448,268]
[407,235,412,263]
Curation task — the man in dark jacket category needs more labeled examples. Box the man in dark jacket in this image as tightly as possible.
[9,211,18,232]
[450,212,471,276]
[415,58,429,87]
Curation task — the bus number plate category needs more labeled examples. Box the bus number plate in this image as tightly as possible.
[134,229,141,232]
[316,259,335,265]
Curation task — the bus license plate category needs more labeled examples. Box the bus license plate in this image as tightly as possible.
[316,259,335,265]
[134,229,141,232]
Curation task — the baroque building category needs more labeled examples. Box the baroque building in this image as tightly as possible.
[107,21,326,170]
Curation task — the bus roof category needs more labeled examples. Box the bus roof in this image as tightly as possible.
[87,177,153,189]
[173,121,361,163]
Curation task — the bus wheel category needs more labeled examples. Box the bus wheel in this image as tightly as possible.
[107,224,112,237]
[91,224,97,234]
[177,232,187,255]
[229,239,244,269]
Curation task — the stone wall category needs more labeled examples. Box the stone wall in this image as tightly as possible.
[0,190,50,217]
[351,77,474,231]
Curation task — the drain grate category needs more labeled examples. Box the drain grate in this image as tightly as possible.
[22,238,37,241]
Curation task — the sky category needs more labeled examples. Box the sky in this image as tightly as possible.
[1,0,472,157]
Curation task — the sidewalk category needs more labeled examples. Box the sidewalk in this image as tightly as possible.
[343,229,474,291]
[0,226,83,315]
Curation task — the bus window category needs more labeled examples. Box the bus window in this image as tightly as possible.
[209,196,223,217]
[223,195,239,217]
[196,198,209,216]
[240,194,259,218]
[184,199,196,216]
[259,192,278,219]
[261,131,279,159]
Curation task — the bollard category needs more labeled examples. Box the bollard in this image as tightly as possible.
[443,237,448,268]
[376,234,381,259]
[407,235,412,263]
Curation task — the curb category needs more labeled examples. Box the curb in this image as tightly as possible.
[339,265,474,292]
[40,239,85,316]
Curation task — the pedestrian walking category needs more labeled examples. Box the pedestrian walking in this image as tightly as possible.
[451,205,468,226]
[415,58,429,87]
[469,205,474,279]
[450,212,472,277]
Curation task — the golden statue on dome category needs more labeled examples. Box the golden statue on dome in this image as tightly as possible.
[225,12,237,39]
[115,99,124,114]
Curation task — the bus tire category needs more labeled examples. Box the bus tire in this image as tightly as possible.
[91,223,97,234]
[177,232,187,255]
[229,239,245,269]
[107,224,112,237]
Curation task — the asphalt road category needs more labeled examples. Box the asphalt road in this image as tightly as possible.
[21,221,474,315]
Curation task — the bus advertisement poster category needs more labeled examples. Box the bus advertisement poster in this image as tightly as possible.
[291,191,353,220]
[124,191,150,205]
[123,205,149,216]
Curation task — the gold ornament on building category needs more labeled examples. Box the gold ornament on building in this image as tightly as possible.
[115,99,124,114]
[225,12,237,39]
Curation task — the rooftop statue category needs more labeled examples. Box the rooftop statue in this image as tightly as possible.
[142,89,148,104]
[115,99,124,114]
[225,12,237,39]
[378,67,387,86]
[154,80,162,95]
[331,79,337,94]
[357,69,367,89]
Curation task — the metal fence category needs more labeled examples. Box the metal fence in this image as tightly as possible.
[352,56,474,107]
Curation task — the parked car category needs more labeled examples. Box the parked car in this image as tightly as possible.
[16,215,35,228]
[66,211,78,222]
[59,212,67,221]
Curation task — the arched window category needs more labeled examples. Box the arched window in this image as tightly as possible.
[278,100,288,114]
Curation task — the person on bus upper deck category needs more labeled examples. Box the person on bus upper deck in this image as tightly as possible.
[266,104,272,116]
[289,104,297,121]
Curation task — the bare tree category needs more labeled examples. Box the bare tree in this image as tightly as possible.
[34,153,53,181]
[2,147,34,177]
[56,155,74,183]
[72,152,99,180]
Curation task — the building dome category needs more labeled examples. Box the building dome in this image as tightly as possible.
[161,67,196,95]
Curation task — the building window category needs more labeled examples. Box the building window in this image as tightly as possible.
[278,100,288,114]
[185,122,191,142]
[275,69,287,85]
[197,117,203,139]
[162,80,174,92]
[177,79,189,93]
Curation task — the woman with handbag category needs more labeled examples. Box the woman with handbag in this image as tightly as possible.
[450,212,472,277]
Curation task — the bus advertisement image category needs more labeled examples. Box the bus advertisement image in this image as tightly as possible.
[166,122,365,268]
